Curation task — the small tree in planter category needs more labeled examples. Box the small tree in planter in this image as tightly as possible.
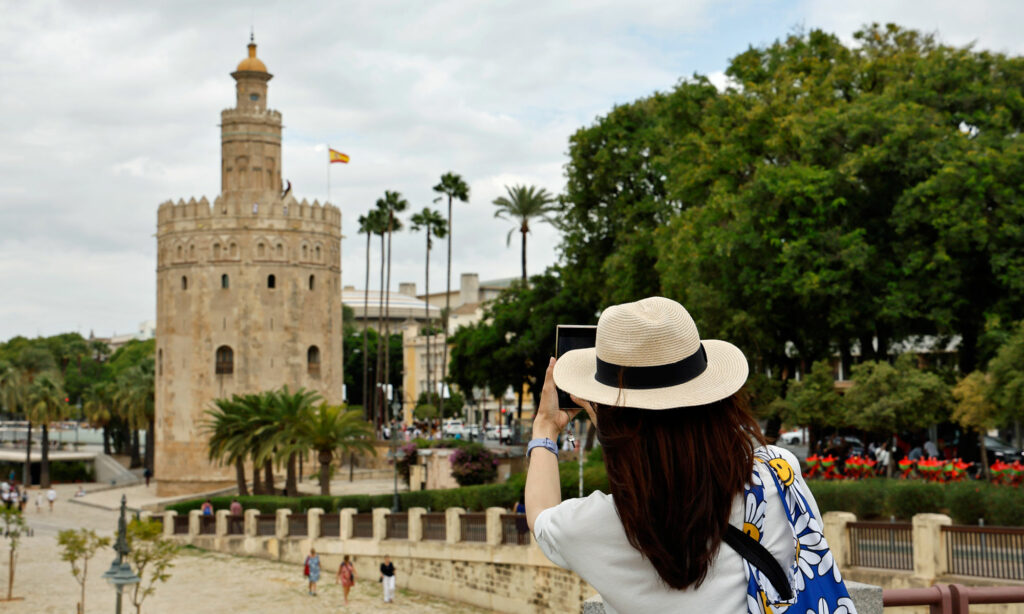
[449,443,498,486]
[57,528,111,613]
[125,519,178,614]
[1,507,27,602]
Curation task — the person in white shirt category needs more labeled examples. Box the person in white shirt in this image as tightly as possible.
[526,297,843,614]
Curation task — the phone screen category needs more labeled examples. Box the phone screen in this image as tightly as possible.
[555,325,597,409]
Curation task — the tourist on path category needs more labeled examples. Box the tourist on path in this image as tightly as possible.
[35,490,42,513]
[200,499,213,515]
[336,554,356,605]
[229,498,242,516]
[527,297,852,613]
[46,487,56,512]
[304,548,321,596]
[379,555,396,603]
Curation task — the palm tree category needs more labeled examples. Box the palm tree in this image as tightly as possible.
[492,184,558,282]
[359,208,388,424]
[115,359,155,471]
[203,396,251,495]
[376,191,408,426]
[264,386,322,496]
[410,207,447,402]
[7,347,56,485]
[295,403,374,495]
[432,171,470,418]
[82,382,116,455]
[26,371,66,488]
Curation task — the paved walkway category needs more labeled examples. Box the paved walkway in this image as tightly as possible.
[4,483,485,614]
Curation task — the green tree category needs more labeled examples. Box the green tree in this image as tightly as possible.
[375,190,408,428]
[124,518,178,614]
[357,209,388,420]
[987,322,1024,446]
[82,381,116,455]
[774,360,844,446]
[115,359,155,471]
[26,371,66,488]
[343,328,402,421]
[265,387,322,497]
[952,371,998,479]
[294,404,374,495]
[432,171,470,419]
[844,354,952,439]
[202,396,252,495]
[410,207,448,400]
[1,507,26,601]
[57,528,111,613]
[491,184,558,282]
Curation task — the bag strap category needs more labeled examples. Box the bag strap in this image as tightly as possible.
[723,525,794,602]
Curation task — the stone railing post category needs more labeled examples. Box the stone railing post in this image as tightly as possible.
[913,513,952,582]
[244,509,260,537]
[410,465,424,491]
[823,511,856,568]
[445,507,465,544]
[340,507,357,539]
[307,508,324,539]
[408,507,426,542]
[372,507,390,542]
[215,509,230,537]
[139,511,152,523]
[162,511,176,538]
[276,509,292,539]
[485,507,505,546]
[188,510,201,538]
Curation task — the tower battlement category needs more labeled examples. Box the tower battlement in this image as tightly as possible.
[157,195,341,227]
[220,108,283,120]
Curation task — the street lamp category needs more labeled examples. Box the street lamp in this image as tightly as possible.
[390,400,402,513]
[102,494,139,614]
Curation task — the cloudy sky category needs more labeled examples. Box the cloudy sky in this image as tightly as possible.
[1,0,1021,342]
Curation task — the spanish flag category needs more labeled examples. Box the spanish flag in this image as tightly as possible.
[329,148,350,164]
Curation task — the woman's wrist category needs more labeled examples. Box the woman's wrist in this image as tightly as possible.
[531,419,561,441]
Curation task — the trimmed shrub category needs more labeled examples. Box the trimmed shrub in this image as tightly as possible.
[945,482,989,525]
[885,482,945,519]
[986,487,1024,526]
[449,443,498,486]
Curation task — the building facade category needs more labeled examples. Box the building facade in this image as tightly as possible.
[154,38,343,495]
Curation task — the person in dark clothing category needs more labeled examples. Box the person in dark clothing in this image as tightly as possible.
[379,555,396,603]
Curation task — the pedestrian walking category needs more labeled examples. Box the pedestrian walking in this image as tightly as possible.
[46,487,56,512]
[379,555,396,603]
[19,487,28,512]
[304,548,321,596]
[143,466,153,487]
[35,491,42,513]
[336,555,356,605]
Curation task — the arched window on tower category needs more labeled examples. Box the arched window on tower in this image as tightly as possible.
[257,242,266,258]
[229,242,238,258]
[181,276,188,290]
[315,245,321,261]
[276,243,284,259]
[176,245,183,260]
[213,243,221,259]
[267,274,276,289]
[307,345,320,377]
[302,244,308,260]
[189,244,195,260]
[215,346,234,375]
[308,275,315,290]
[221,274,229,289]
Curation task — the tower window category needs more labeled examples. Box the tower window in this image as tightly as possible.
[257,242,265,258]
[189,244,195,259]
[213,243,221,259]
[267,274,276,289]
[215,346,234,375]
[176,245,183,259]
[250,93,260,101]
[315,245,321,261]
[276,243,284,258]
[302,245,308,260]
[307,345,321,377]
[308,275,315,290]
[181,276,188,290]
[221,274,229,289]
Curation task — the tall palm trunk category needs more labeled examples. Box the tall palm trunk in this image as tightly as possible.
[251,454,263,494]
[286,452,298,496]
[263,459,274,494]
[130,429,142,468]
[521,223,528,283]
[23,422,31,486]
[40,423,51,488]
[424,231,432,403]
[384,214,394,425]
[319,450,332,496]
[375,233,386,432]
[440,196,453,418]
[235,458,249,496]
[362,230,372,421]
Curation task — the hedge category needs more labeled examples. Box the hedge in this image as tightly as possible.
[0,460,94,484]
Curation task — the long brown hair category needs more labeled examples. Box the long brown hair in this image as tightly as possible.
[596,392,765,590]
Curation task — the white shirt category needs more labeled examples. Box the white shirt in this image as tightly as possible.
[47,488,57,501]
[533,446,817,614]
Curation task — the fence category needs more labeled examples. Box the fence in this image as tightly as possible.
[943,525,1024,581]
[256,514,276,537]
[422,513,446,541]
[173,515,190,535]
[501,514,530,545]
[227,514,244,536]
[288,513,307,537]
[386,512,409,540]
[848,521,913,570]
[352,513,373,539]
[460,513,487,543]
[199,515,216,535]
[319,513,339,538]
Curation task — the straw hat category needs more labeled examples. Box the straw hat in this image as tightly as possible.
[553,297,748,410]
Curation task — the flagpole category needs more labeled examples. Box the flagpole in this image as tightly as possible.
[326,145,331,204]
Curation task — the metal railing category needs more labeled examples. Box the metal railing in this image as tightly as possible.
[226,514,244,536]
[943,524,1024,581]
[386,513,408,540]
[460,513,487,543]
[288,514,307,537]
[256,514,276,536]
[148,515,163,528]
[352,513,373,539]
[173,515,190,535]
[884,584,1024,613]
[422,513,446,541]
[501,514,530,545]
[198,515,216,535]
[848,521,913,570]
[319,513,339,538]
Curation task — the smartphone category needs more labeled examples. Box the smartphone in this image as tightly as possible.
[555,325,597,409]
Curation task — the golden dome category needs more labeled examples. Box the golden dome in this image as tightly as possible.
[236,42,267,73]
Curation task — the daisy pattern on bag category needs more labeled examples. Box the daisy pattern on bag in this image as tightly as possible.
[807,596,856,614]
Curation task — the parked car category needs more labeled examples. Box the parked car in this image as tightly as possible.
[779,430,804,445]
[485,424,512,444]
[441,419,464,437]
[984,436,1024,463]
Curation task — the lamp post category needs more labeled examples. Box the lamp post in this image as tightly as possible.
[102,494,140,614]
[390,400,402,513]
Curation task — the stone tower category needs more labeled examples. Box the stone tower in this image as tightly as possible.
[154,37,343,496]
